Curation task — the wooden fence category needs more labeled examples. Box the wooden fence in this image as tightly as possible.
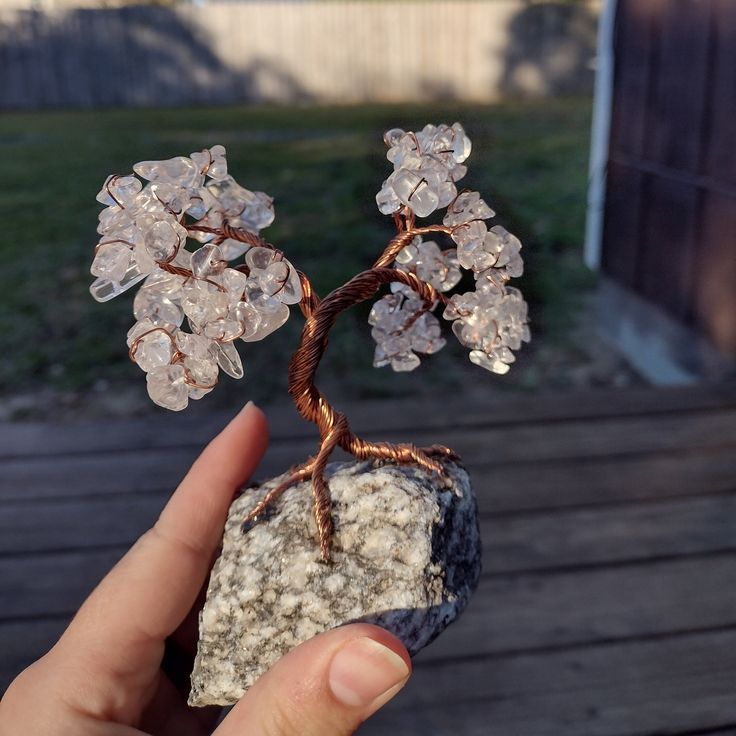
[0,0,600,109]
[600,0,736,369]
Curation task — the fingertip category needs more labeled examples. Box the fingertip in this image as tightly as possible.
[328,632,411,710]
[214,623,412,736]
[337,623,412,675]
[211,401,268,473]
[244,400,269,438]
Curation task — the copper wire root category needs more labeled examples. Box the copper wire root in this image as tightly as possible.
[242,461,316,528]
[283,257,457,561]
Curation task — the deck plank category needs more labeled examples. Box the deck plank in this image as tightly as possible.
[2,408,736,503]
[363,630,736,736]
[4,550,736,660]
[5,554,736,698]
[4,489,736,568]
[4,621,736,736]
[3,384,735,459]
[3,387,736,733]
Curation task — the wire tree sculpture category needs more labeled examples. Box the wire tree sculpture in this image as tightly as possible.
[90,124,530,561]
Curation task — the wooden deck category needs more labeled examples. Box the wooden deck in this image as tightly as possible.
[2,384,736,734]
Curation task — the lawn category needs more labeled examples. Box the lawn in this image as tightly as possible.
[0,99,594,414]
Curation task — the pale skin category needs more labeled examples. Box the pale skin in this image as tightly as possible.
[0,403,412,736]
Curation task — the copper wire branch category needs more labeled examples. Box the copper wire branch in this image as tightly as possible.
[191,218,459,562]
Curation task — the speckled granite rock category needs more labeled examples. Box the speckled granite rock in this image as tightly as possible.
[188,460,481,706]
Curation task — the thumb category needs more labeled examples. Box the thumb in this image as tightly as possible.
[213,623,412,736]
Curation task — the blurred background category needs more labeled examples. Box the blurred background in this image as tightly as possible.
[2,1,736,734]
[0,0,623,420]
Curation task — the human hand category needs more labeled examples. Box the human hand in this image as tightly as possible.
[0,402,412,736]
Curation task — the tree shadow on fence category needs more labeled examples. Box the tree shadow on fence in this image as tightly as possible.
[499,1,598,98]
[0,6,311,109]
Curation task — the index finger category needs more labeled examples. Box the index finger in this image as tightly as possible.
[56,402,268,694]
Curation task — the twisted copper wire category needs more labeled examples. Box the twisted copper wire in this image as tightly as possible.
[188,222,268,248]
[285,266,458,559]
[204,221,459,561]
[242,460,315,526]
[373,223,453,268]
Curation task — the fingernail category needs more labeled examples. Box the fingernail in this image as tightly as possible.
[240,400,255,414]
[329,637,410,708]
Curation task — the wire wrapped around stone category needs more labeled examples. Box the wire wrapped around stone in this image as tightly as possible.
[287,266,450,559]
[209,222,458,561]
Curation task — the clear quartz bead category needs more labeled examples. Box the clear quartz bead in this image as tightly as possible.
[451,123,472,163]
[481,226,524,278]
[183,354,218,388]
[127,317,170,347]
[132,329,175,373]
[230,301,261,340]
[384,128,405,147]
[133,241,157,275]
[91,242,132,282]
[219,238,250,261]
[245,246,273,271]
[245,248,301,305]
[150,183,190,216]
[387,135,422,169]
[452,219,487,248]
[141,269,185,299]
[188,385,214,401]
[133,284,184,327]
[144,220,185,263]
[376,183,400,215]
[129,187,166,219]
[395,240,419,266]
[191,145,228,181]
[241,302,289,342]
[458,240,496,273]
[391,169,439,218]
[182,280,229,325]
[436,180,457,209]
[409,313,446,354]
[206,145,228,180]
[187,188,215,221]
[146,364,189,411]
[90,262,147,302]
[469,349,511,375]
[96,175,143,207]
[444,191,495,227]
[373,343,390,368]
[215,341,244,378]
[97,205,132,235]
[191,244,225,278]
[134,156,203,189]
[390,351,421,372]
[203,316,243,341]
[240,191,275,231]
[218,268,249,303]
[176,330,214,360]
[207,178,275,232]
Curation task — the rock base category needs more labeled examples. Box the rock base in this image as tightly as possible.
[189,459,481,706]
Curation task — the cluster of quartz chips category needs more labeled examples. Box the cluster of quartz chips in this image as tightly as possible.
[444,191,523,281]
[369,290,446,372]
[90,146,299,411]
[372,124,530,375]
[443,285,530,375]
[368,236,458,369]
[126,246,301,411]
[375,123,472,218]
[393,237,462,293]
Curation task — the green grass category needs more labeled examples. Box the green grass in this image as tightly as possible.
[0,100,593,406]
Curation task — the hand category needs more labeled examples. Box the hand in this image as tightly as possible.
[0,403,412,736]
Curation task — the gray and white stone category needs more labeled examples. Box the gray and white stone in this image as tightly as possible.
[188,459,481,706]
